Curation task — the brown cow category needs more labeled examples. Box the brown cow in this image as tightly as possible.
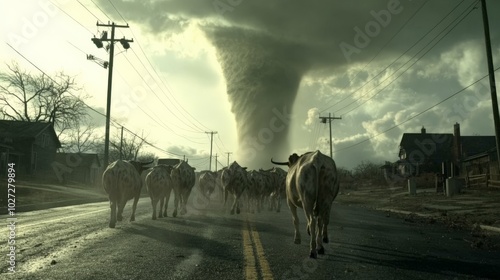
[272,150,339,258]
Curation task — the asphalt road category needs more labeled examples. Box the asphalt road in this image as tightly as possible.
[1,191,499,280]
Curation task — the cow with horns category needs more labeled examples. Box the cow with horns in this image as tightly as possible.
[102,159,153,228]
[222,161,248,214]
[271,150,339,258]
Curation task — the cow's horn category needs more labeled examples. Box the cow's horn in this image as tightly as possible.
[271,158,288,166]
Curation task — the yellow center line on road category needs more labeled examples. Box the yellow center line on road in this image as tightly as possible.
[250,224,274,280]
[242,217,274,280]
[242,223,258,279]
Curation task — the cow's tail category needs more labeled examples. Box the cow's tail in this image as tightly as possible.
[313,164,321,217]
[103,170,118,199]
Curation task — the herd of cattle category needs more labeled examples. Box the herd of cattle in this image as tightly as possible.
[102,150,340,258]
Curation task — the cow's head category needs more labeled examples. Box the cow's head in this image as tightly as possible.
[271,153,300,167]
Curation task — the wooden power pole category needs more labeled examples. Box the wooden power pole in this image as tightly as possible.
[319,113,341,158]
[205,131,217,170]
[481,0,500,171]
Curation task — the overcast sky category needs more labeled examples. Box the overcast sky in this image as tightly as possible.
[1,0,499,170]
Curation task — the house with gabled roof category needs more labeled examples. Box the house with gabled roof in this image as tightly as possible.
[0,120,61,176]
[397,123,496,177]
[398,126,453,175]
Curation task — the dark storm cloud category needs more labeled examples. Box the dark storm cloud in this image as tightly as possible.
[98,0,499,167]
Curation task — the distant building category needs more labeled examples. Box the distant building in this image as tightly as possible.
[157,158,181,166]
[0,120,61,177]
[397,123,496,177]
[398,126,453,175]
[53,153,101,185]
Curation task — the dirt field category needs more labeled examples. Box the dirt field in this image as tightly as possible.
[336,184,500,250]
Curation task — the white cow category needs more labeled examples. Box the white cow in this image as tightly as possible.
[272,151,339,258]
[145,164,174,220]
[198,171,217,200]
[221,161,248,215]
[102,159,153,228]
[171,161,196,217]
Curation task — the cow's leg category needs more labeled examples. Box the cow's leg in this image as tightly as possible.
[151,197,158,220]
[230,194,236,215]
[308,214,318,259]
[164,188,172,217]
[109,199,117,228]
[180,196,187,215]
[173,188,179,217]
[276,193,281,213]
[130,193,140,222]
[316,217,325,255]
[287,200,301,244]
[158,195,165,218]
[236,193,241,214]
[322,206,331,243]
[117,199,126,222]
[224,188,229,207]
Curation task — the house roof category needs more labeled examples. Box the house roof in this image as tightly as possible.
[399,133,454,162]
[54,153,101,168]
[462,147,497,162]
[460,136,496,158]
[399,130,497,163]
[0,120,61,148]
[399,133,453,148]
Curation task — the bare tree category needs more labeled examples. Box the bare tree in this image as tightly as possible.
[60,119,101,153]
[0,62,88,135]
[108,130,150,162]
[353,161,382,179]
[136,152,157,163]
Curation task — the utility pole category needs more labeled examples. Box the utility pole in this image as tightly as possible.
[119,126,124,160]
[226,152,232,166]
[205,131,218,170]
[319,113,342,158]
[91,22,133,167]
[214,154,218,171]
[481,0,500,171]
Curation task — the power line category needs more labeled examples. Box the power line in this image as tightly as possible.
[63,0,229,149]
[101,0,212,132]
[4,42,200,161]
[48,0,94,34]
[334,66,500,154]
[5,42,106,120]
[320,0,473,114]
[90,0,113,22]
[77,0,104,23]
[107,0,127,23]
[319,0,431,112]
[338,0,479,116]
